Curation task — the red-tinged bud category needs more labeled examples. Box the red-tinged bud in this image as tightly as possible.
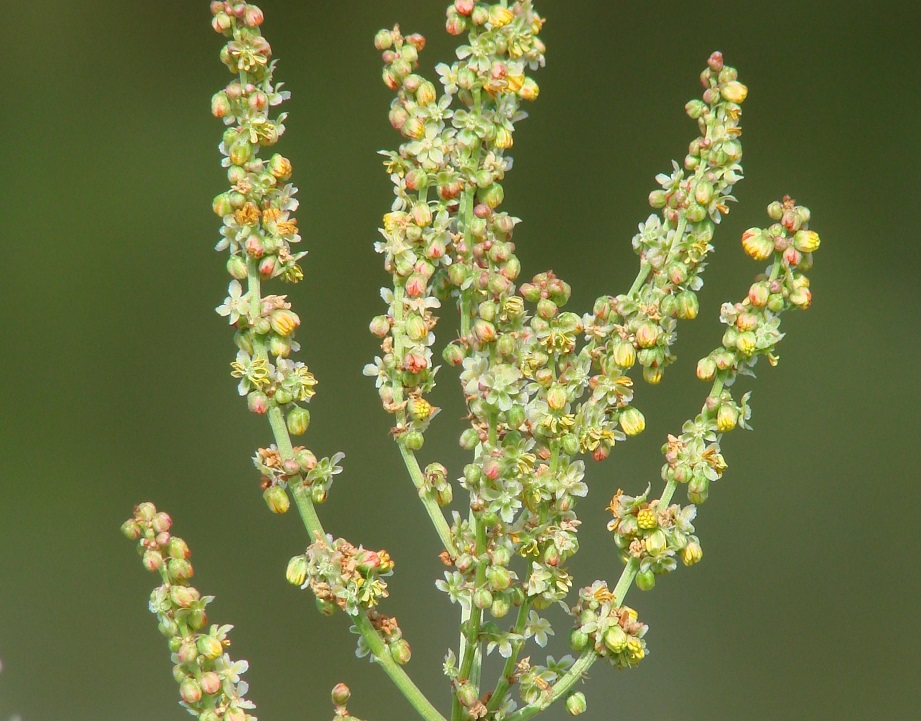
[257,255,277,279]
[455,0,474,15]
[782,209,801,232]
[390,639,412,665]
[247,391,269,414]
[177,639,198,664]
[402,116,425,140]
[243,5,264,26]
[167,537,190,560]
[211,91,232,119]
[179,679,202,705]
[635,321,660,348]
[382,67,401,90]
[212,12,232,33]
[546,384,567,411]
[229,140,253,166]
[369,315,391,338]
[748,282,770,307]
[332,683,351,707]
[784,246,802,266]
[404,273,428,299]
[697,356,717,381]
[442,343,466,366]
[518,77,540,101]
[224,710,247,721]
[263,485,290,514]
[741,227,774,261]
[167,558,193,583]
[593,445,609,462]
[473,319,496,344]
[439,178,463,200]
[121,520,142,540]
[374,29,394,50]
[224,255,247,281]
[200,671,221,696]
[142,549,163,572]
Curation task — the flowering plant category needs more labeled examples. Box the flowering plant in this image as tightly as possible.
[123,2,822,720]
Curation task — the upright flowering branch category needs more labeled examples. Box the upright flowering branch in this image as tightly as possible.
[125,3,823,721]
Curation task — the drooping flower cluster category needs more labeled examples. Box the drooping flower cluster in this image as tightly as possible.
[122,503,256,721]
[605,488,702,591]
[210,1,344,515]
[570,583,649,669]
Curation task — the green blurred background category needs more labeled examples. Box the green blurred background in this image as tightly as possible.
[2,1,919,720]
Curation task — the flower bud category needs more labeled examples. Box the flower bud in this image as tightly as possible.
[442,342,466,366]
[566,692,587,716]
[121,519,142,540]
[390,639,412,665]
[332,682,351,707]
[167,558,193,583]
[473,587,493,610]
[735,331,756,356]
[403,430,424,451]
[460,427,480,450]
[473,319,496,344]
[681,540,703,566]
[570,628,590,652]
[612,340,636,369]
[286,406,311,435]
[635,321,660,349]
[270,309,300,337]
[793,229,821,253]
[316,596,336,616]
[263,485,290,514]
[486,565,512,591]
[688,476,709,505]
[721,81,748,104]
[741,228,774,261]
[247,391,269,414]
[179,678,202,705]
[435,485,453,506]
[604,625,627,653]
[286,555,308,586]
[197,634,223,660]
[636,568,656,591]
[790,286,812,309]
[643,365,663,384]
[619,407,646,437]
[142,549,163,572]
[716,403,738,432]
[546,384,567,411]
[489,5,514,26]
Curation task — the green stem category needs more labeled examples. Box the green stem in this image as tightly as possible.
[353,613,447,721]
[502,651,596,721]
[452,518,488,721]
[244,259,444,721]
[485,599,531,713]
[389,282,456,556]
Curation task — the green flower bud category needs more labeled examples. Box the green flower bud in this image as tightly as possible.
[546,384,567,411]
[660,294,678,318]
[696,356,717,381]
[491,595,511,618]
[561,433,580,456]
[676,290,699,319]
[197,634,223,660]
[316,596,336,616]
[569,628,590,652]
[286,555,308,586]
[473,587,493,610]
[645,529,668,555]
[636,568,656,591]
[620,407,646,437]
[121,519,142,540]
[604,625,627,653]
[459,427,480,450]
[263,485,290,514]
[486,565,512,591]
[435,485,453,506]
[736,331,756,356]
[443,342,466,366]
[286,406,311,436]
[506,404,526,429]
[688,476,709,504]
[332,682,351,707]
[643,365,663,384]
[403,430,424,451]
[648,189,667,208]
[390,639,412,665]
[767,293,786,313]
[167,558,193,583]
[566,692,587,716]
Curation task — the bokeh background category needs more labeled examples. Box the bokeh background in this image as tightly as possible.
[2,2,919,720]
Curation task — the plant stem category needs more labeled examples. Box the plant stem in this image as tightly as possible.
[485,598,531,713]
[502,651,596,721]
[246,259,444,721]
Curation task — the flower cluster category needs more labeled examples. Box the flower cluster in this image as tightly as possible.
[570,583,649,669]
[211,1,341,511]
[287,536,410,664]
[122,503,256,721]
[606,489,702,591]
[664,197,821,504]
